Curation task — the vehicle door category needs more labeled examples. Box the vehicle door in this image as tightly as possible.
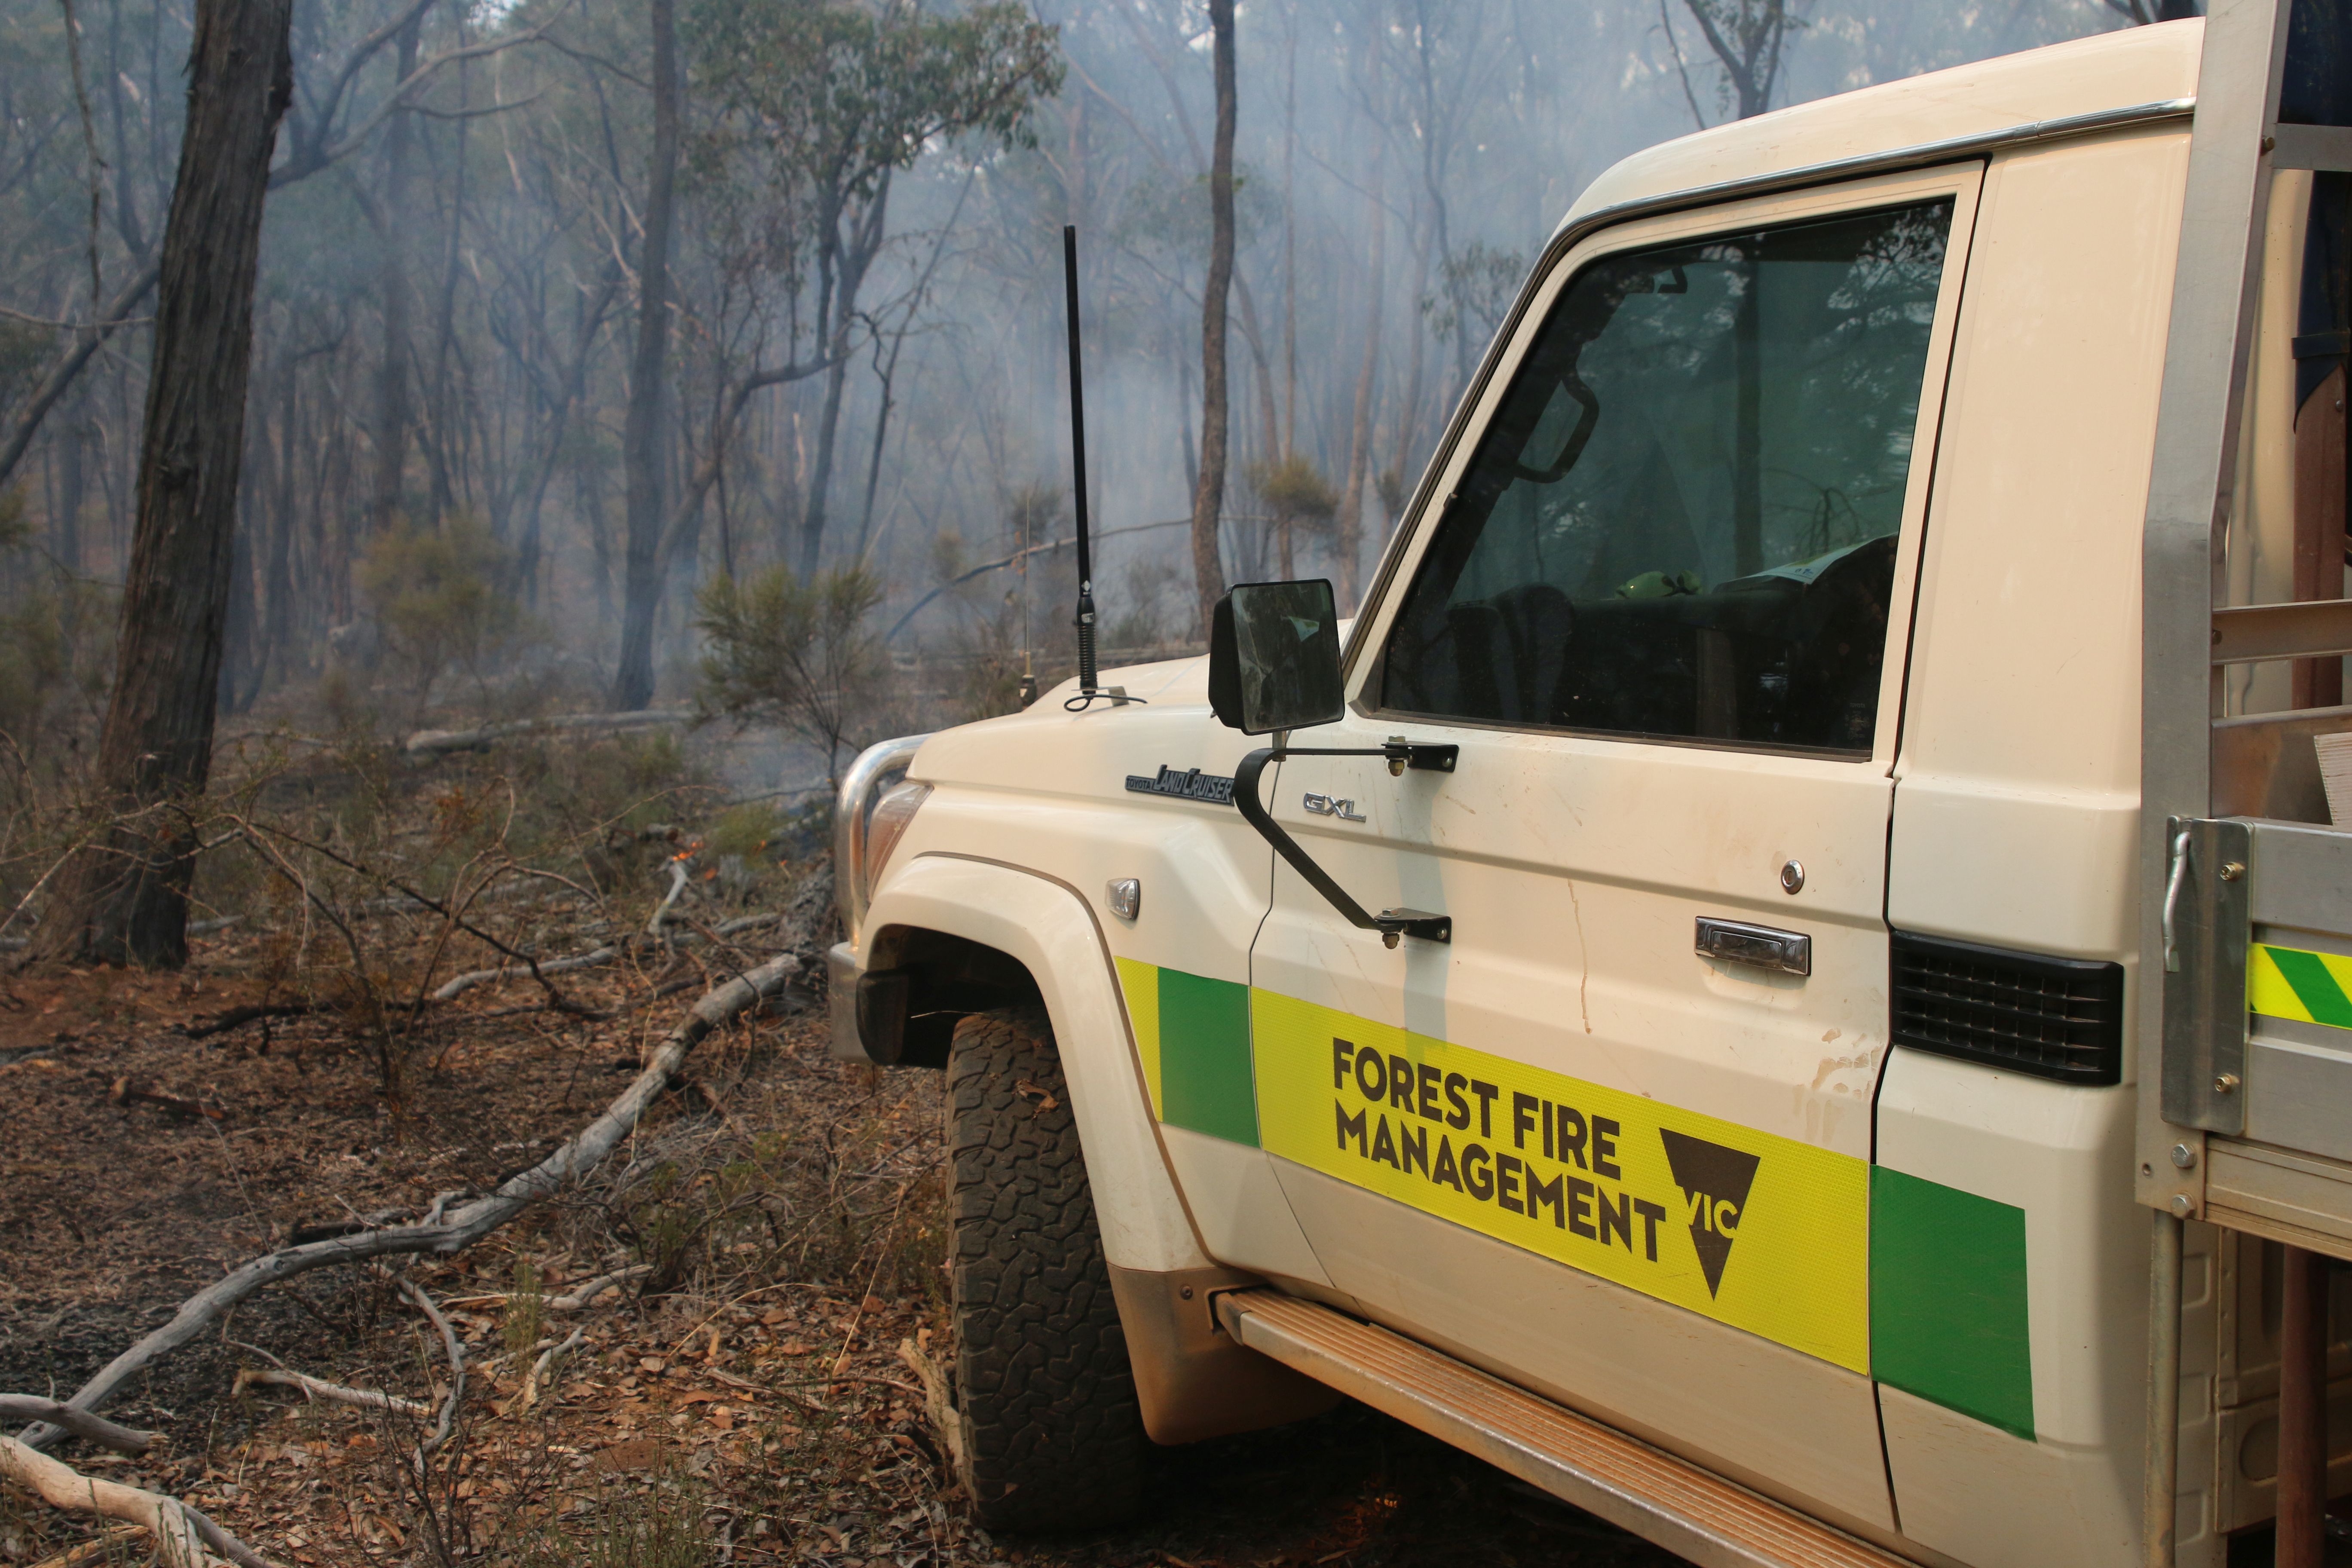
[1245,166,1979,1533]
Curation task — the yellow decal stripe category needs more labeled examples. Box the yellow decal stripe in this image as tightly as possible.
[1114,957,1163,1118]
[1250,989,1872,1373]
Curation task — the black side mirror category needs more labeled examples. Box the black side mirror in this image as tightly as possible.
[1208,579,1346,734]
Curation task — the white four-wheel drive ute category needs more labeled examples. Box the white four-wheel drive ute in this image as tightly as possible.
[830,5,2352,1565]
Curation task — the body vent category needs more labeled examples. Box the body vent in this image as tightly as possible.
[1891,931,2124,1085]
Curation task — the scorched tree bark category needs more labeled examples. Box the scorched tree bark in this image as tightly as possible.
[34,0,295,968]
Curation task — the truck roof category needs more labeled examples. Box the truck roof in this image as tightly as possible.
[1559,18,2202,239]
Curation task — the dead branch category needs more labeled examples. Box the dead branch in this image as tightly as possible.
[395,1277,464,1461]
[430,943,618,1003]
[0,1397,151,1453]
[402,709,693,757]
[109,1079,230,1121]
[238,817,596,1018]
[649,859,689,936]
[184,1003,315,1041]
[16,946,806,1450]
[28,1524,143,1568]
[229,1366,428,1417]
[897,1337,965,1473]
[550,1264,653,1310]
[427,914,776,1004]
[516,1327,585,1413]
[0,1433,275,1568]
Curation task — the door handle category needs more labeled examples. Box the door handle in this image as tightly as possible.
[1695,917,1811,977]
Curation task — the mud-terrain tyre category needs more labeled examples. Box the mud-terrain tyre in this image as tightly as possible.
[944,1006,1145,1531]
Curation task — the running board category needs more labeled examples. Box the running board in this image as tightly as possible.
[1214,1289,1918,1568]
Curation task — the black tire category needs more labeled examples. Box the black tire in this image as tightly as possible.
[944,1005,1145,1531]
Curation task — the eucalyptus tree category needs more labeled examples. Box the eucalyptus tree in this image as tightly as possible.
[35,0,294,967]
[685,0,1063,579]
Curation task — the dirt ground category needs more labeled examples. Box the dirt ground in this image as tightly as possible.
[0,925,1684,1568]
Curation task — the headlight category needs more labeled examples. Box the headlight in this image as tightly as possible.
[862,781,932,905]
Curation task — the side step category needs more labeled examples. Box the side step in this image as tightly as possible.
[1214,1289,1917,1568]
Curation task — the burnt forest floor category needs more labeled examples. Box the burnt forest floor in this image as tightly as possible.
[0,895,1682,1568]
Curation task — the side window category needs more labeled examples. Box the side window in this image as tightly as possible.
[1380,199,1952,754]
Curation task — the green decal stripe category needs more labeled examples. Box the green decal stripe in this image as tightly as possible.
[1156,968,1259,1147]
[2262,945,2352,1029]
[1870,1167,2035,1441]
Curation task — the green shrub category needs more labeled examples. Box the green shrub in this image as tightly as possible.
[695,566,888,783]
[357,518,539,715]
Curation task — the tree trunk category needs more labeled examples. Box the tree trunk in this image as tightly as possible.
[261,343,297,689]
[1188,0,1237,634]
[53,387,87,576]
[1335,158,1384,614]
[425,64,470,528]
[1389,231,1430,515]
[797,175,891,580]
[610,0,680,711]
[367,10,423,535]
[34,0,294,968]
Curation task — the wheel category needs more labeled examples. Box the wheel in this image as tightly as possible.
[943,1005,1145,1531]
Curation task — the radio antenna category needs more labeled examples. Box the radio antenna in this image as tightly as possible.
[1063,225,1101,699]
[1058,227,1137,712]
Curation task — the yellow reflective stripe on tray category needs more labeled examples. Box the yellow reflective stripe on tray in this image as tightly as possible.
[2251,943,2352,1030]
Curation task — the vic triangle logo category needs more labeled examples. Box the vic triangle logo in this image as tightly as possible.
[1659,1129,1761,1298]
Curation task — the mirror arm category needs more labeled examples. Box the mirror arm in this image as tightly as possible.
[1233,748,1452,946]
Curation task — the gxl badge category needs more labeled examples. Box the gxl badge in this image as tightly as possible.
[1302,792,1367,822]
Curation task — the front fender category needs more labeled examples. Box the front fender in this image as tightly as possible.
[861,851,1210,1277]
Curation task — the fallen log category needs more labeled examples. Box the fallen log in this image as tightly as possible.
[403,708,692,757]
[16,946,807,1452]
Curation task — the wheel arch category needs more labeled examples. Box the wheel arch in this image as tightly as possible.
[862,851,1208,1276]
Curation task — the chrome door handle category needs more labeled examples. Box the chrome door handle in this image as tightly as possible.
[1695,916,1812,977]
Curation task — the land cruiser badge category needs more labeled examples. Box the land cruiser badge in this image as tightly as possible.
[1125,765,1235,806]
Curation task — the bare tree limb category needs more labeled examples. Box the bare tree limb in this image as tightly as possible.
[0,1397,152,1454]
[548,1264,653,1310]
[394,1275,464,1462]
[0,254,159,493]
[649,859,689,937]
[230,1366,429,1416]
[431,944,618,1001]
[516,1326,584,1412]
